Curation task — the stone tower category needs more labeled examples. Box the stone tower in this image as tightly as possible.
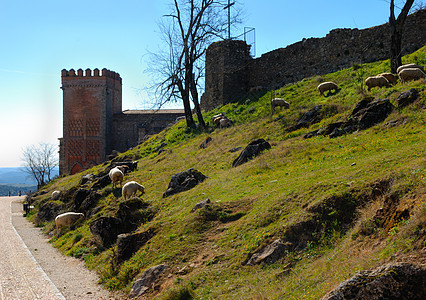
[59,68,122,175]
[201,39,252,111]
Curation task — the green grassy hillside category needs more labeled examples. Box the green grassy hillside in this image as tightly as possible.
[31,47,425,299]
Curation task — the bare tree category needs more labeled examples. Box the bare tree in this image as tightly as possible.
[389,0,415,73]
[147,0,240,129]
[21,143,58,188]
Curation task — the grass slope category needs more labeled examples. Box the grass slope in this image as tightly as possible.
[31,47,425,299]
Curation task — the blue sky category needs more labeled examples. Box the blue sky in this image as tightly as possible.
[0,0,402,167]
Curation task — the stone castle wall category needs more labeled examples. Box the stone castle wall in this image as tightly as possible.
[112,110,185,153]
[202,9,426,111]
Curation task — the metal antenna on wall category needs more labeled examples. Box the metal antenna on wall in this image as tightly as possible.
[224,0,235,39]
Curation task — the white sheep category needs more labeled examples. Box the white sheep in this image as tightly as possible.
[219,117,233,128]
[398,68,426,83]
[122,181,145,200]
[396,63,424,74]
[55,212,84,230]
[365,76,390,91]
[317,82,338,96]
[212,113,225,127]
[51,190,60,200]
[271,98,290,113]
[109,167,124,188]
[377,73,397,85]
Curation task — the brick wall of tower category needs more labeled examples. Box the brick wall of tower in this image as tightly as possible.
[60,68,122,175]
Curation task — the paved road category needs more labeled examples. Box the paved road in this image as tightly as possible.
[0,196,64,299]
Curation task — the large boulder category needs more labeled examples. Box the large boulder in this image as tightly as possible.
[89,216,122,248]
[163,168,207,197]
[246,239,292,265]
[397,88,419,108]
[36,202,64,223]
[71,188,90,211]
[116,198,152,233]
[322,262,426,300]
[129,264,168,298]
[116,229,156,263]
[232,138,271,167]
[294,105,324,130]
[305,98,394,139]
[91,174,111,190]
[349,98,394,130]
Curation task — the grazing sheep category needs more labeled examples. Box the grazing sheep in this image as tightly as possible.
[55,212,84,230]
[398,68,426,83]
[122,181,145,200]
[378,73,397,85]
[219,117,233,128]
[109,167,124,188]
[365,76,390,91]
[51,190,60,200]
[271,98,290,113]
[396,63,424,74]
[212,113,225,127]
[317,82,338,96]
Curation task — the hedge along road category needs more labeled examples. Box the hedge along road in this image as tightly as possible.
[1,196,122,300]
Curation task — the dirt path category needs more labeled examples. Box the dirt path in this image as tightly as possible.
[1,196,124,300]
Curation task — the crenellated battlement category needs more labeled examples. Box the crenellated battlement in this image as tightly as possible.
[61,68,122,82]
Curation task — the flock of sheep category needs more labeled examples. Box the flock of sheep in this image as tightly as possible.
[53,63,424,232]
[316,63,425,97]
[270,63,425,112]
[54,165,145,232]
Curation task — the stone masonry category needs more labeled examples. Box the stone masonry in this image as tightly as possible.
[59,69,184,175]
[202,9,426,111]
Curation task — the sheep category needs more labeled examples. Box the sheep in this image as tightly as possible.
[271,98,290,114]
[219,117,233,128]
[377,73,397,85]
[109,167,124,188]
[212,112,225,127]
[398,67,426,83]
[317,82,338,96]
[51,190,60,200]
[122,181,145,200]
[365,76,390,91]
[55,212,84,230]
[396,63,424,74]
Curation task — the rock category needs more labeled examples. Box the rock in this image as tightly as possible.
[129,264,168,298]
[349,98,394,130]
[116,198,152,233]
[397,88,419,108]
[116,229,156,263]
[111,160,138,172]
[163,168,208,197]
[36,202,64,223]
[246,239,292,265]
[232,138,271,167]
[89,217,121,248]
[79,174,95,185]
[322,262,426,300]
[293,105,323,130]
[91,174,111,190]
[229,147,242,153]
[307,99,394,139]
[72,189,90,211]
[199,136,212,149]
[191,199,211,212]
[79,191,102,214]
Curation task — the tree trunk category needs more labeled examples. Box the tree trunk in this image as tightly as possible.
[389,0,414,73]
[390,29,402,73]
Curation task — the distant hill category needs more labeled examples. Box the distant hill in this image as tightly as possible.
[0,167,58,196]
[0,167,59,185]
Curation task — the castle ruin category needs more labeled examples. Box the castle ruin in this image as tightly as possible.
[201,9,426,110]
